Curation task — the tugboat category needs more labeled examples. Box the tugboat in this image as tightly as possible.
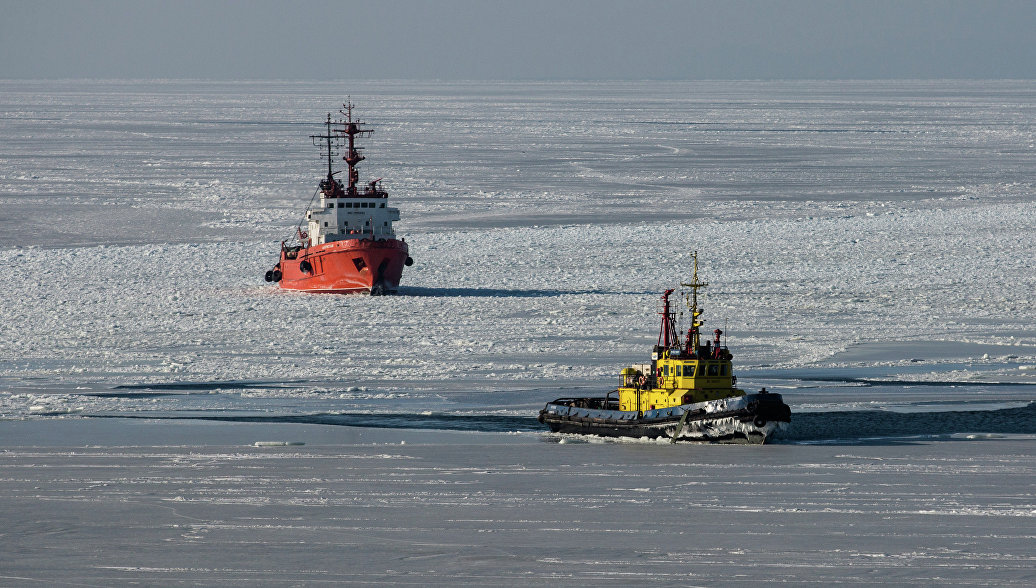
[265,102,412,294]
[539,253,791,444]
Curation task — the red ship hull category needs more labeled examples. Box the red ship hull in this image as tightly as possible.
[277,238,409,294]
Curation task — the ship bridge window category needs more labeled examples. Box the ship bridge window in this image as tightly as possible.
[337,203,344,208]
[707,363,718,376]
[379,203,385,208]
[326,203,334,208]
[721,364,729,376]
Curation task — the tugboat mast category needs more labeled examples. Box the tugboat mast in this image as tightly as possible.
[311,114,344,198]
[308,101,379,199]
[339,101,374,195]
[322,114,335,179]
[681,250,708,352]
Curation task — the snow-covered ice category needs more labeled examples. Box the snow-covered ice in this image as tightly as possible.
[0,80,1034,585]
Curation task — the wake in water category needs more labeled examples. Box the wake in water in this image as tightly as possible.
[89,402,1036,444]
[778,402,1035,443]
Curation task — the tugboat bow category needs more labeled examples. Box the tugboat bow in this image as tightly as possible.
[265,102,413,295]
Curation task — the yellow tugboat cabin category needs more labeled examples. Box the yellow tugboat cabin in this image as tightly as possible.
[618,354,743,412]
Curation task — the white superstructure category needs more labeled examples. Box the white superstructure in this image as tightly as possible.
[306,189,401,244]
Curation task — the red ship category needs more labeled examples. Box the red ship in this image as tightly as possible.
[265,103,412,295]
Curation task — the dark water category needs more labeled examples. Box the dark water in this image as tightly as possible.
[779,403,1035,443]
[91,402,1035,444]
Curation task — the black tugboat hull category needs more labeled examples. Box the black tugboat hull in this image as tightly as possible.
[538,392,791,444]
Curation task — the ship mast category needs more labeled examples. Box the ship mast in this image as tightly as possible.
[311,113,344,198]
[681,250,708,352]
[339,101,374,195]
[322,114,334,179]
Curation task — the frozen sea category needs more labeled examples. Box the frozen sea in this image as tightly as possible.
[0,79,1034,585]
